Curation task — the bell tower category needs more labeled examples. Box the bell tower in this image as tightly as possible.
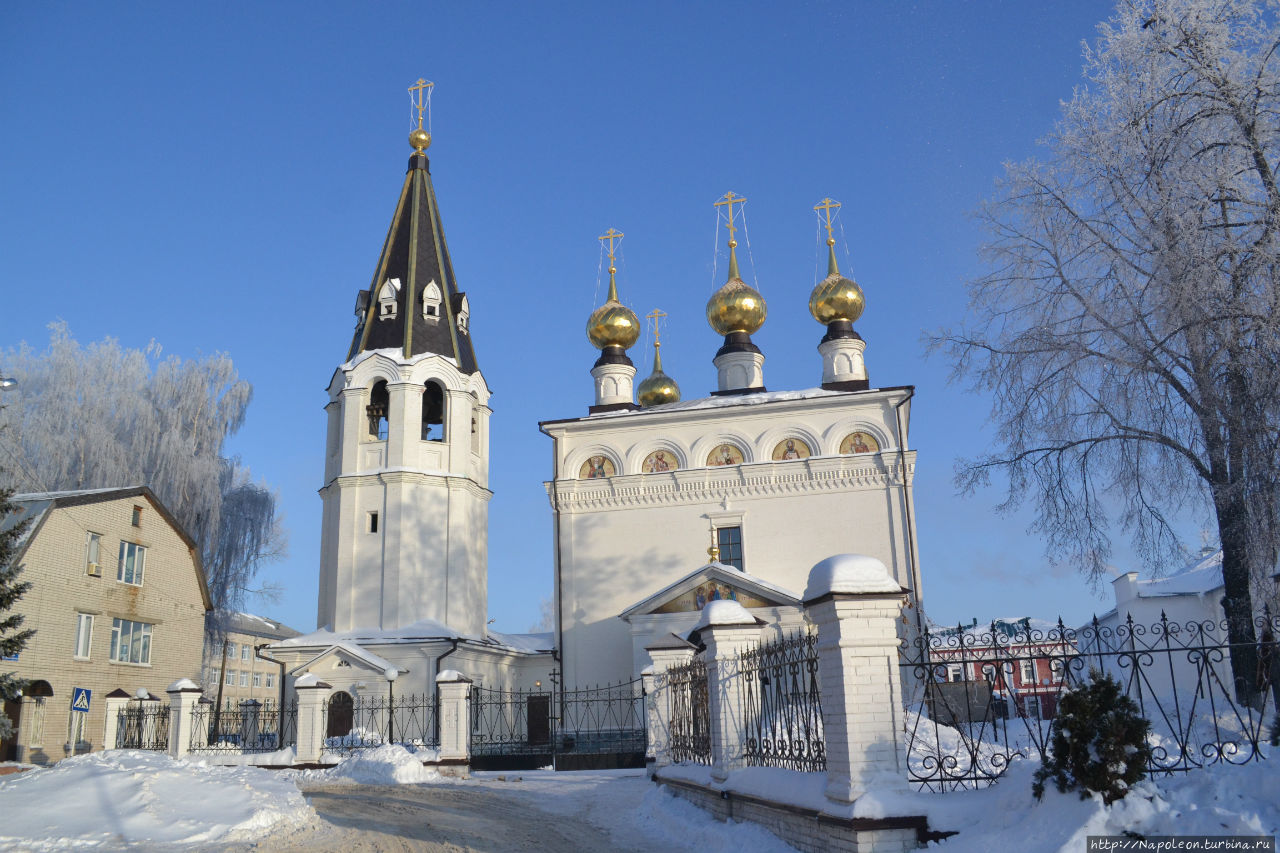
[317,80,491,635]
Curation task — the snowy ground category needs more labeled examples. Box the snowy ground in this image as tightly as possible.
[1,746,1276,851]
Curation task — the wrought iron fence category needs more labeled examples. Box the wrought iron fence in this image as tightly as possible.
[470,680,646,766]
[900,611,1279,792]
[115,701,169,750]
[323,692,438,753]
[665,657,712,766]
[189,699,298,753]
[741,628,825,772]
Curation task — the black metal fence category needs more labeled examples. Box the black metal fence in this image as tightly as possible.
[189,700,298,753]
[322,692,439,753]
[115,701,169,750]
[741,628,826,772]
[470,680,646,770]
[901,612,1279,792]
[665,658,712,766]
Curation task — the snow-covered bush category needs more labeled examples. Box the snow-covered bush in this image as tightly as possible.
[1033,670,1151,805]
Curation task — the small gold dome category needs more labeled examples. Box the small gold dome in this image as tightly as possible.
[706,277,767,336]
[587,299,640,349]
[638,345,680,407]
[409,128,432,152]
[809,272,865,325]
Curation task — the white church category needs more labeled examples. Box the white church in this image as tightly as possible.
[269,89,926,704]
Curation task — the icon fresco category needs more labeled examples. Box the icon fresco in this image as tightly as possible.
[839,431,879,454]
[706,444,745,467]
[579,455,616,479]
[642,450,677,473]
[772,438,812,460]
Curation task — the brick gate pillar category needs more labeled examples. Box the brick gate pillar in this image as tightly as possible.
[644,633,698,770]
[436,670,473,762]
[692,601,764,783]
[166,679,203,758]
[294,674,333,763]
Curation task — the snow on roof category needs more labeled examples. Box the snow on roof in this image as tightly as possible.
[620,561,800,618]
[275,619,553,656]
[929,616,1066,641]
[1129,549,1224,598]
[219,610,302,640]
[485,630,554,653]
[11,486,147,501]
[583,386,865,419]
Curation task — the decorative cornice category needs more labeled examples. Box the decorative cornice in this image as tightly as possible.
[321,470,493,500]
[545,453,915,512]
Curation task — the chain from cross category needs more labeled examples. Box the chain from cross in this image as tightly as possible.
[598,228,624,271]
[814,197,841,245]
[645,308,668,346]
[714,191,746,247]
[409,78,434,130]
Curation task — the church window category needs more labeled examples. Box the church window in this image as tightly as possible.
[422,381,445,441]
[368,511,379,533]
[377,278,401,320]
[716,526,744,571]
[457,295,470,333]
[367,381,389,440]
[422,280,442,319]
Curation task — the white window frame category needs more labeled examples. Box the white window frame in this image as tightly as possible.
[73,613,94,660]
[117,541,146,586]
[265,673,275,689]
[225,669,236,687]
[947,664,963,683]
[1019,660,1035,684]
[241,645,251,662]
[109,617,152,665]
[226,642,237,660]
[252,672,262,688]
[239,671,249,688]
[422,279,442,319]
[85,532,102,577]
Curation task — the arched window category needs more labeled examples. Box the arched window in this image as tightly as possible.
[377,278,401,320]
[422,381,445,441]
[422,280,442,319]
[327,691,354,738]
[367,381,389,440]
[457,294,470,333]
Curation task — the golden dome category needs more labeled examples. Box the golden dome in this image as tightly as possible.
[707,277,767,336]
[586,268,640,349]
[809,271,865,325]
[409,128,432,152]
[637,344,680,407]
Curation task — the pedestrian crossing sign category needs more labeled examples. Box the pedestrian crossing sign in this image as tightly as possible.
[71,687,91,712]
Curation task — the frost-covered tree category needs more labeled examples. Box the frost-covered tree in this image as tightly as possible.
[0,324,285,625]
[0,481,34,740]
[935,0,1280,701]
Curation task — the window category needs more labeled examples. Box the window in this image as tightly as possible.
[74,613,93,660]
[1050,659,1064,681]
[367,380,389,440]
[225,669,236,686]
[457,294,470,333]
[1019,660,1035,684]
[226,642,237,660]
[1023,694,1042,721]
[131,505,142,527]
[715,526,744,571]
[422,279,442,319]
[377,277,400,320]
[265,673,275,689]
[982,664,996,682]
[421,381,445,441]
[241,645,251,662]
[239,671,249,688]
[947,664,963,683]
[252,672,262,688]
[368,512,379,534]
[110,618,152,665]
[85,533,102,576]
[27,699,45,747]
[117,542,146,585]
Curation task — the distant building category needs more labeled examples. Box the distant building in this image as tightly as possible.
[0,487,210,763]
[202,611,301,707]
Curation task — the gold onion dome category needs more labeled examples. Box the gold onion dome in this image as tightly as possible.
[809,268,865,325]
[637,343,680,407]
[586,269,640,350]
[706,245,766,336]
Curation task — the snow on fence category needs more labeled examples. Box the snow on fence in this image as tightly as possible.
[900,611,1279,792]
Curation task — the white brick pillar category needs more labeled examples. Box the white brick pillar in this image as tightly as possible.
[386,380,417,468]
[103,690,131,750]
[644,633,698,770]
[436,670,472,762]
[803,554,911,807]
[693,601,763,782]
[166,679,203,758]
[239,699,262,751]
[294,674,332,763]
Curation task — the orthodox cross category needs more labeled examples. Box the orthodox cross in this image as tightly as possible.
[714,191,746,247]
[814,196,841,246]
[645,308,668,346]
[598,228,624,272]
[409,78,434,130]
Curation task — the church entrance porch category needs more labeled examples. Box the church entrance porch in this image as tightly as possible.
[469,680,646,771]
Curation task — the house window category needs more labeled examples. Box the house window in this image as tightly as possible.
[1050,659,1064,681]
[225,669,236,686]
[715,526,744,571]
[1019,660,1035,684]
[241,645,251,662]
[1024,694,1042,721]
[226,642,237,660]
[239,671,249,688]
[27,699,45,747]
[74,613,93,660]
[85,532,102,576]
[982,664,996,682]
[947,664,963,683]
[117,542,146,586]
[369,512,379,533]
[110,618,152,665]
[252,672,262,688]
[265,673,275,689]
[131,505,142,527]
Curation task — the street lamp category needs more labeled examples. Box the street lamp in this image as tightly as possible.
[384,667,398,745]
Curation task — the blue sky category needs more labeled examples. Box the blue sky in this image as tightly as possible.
[3,1,1183,636]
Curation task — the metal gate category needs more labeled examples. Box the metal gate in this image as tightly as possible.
[470,679,646,771]
[116,701,170,750]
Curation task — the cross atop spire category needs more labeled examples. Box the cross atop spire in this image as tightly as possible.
[409,78,434,130]
[814,196,843,276]
[714,191,746,249]
[598,228,624,301]
[646,308,668,346]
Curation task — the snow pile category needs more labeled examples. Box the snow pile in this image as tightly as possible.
[307,744,442,785]
[0,750,312,850]
[804,553,900,598]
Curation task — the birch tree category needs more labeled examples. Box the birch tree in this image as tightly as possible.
[0,324,284,623]
[936,0,1280,701]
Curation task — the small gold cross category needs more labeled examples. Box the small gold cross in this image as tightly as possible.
[598,228,624,271]
[714,191,746,247]
[645,308,668,346]
[409,78,434,130]
[814,197,841,246]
